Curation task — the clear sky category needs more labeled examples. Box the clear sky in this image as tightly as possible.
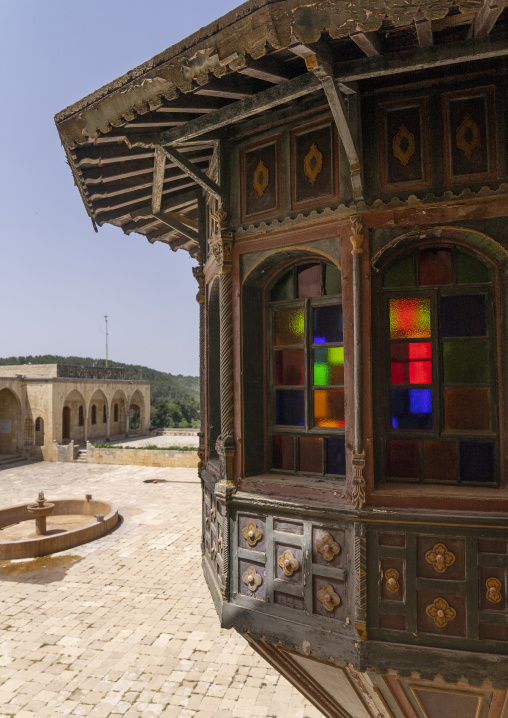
[0,0,241,376]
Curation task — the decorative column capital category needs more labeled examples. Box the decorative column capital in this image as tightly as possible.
[215,434,236,498]
[210,210,234,274]
[192,265,205,304]
[350,214,364,254]
[352,451,366,511]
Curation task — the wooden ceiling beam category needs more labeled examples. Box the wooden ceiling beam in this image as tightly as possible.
[98,181,197,223]
[350,31,382,57]
[237,65,289,84]
[194,87,254,100]
[151,146,166,214]
[123,190,199,230]
[474,0,507,37]
[161,146,221,200]
[154,211,199,242]
[75,142,210,167]
[157,106,216,114]
[83,156,210,187]
[125,120,186,128]
[89,165,207,205]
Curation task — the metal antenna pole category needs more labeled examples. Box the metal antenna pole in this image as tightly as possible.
[105,315,109,367]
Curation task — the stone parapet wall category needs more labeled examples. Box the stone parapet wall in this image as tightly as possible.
[87,443,198,468]
[57,365,126,380]
[0,365,58,378]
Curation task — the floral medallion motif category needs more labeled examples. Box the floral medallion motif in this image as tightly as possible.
[425,543,455,573]
[316,533,341,562]
[426,597,456,627]
[242,565,263,593]
[242,521,263,547]
[316,584,341,612]
[303,143,323,184]
[253,160,269,198]
[392,124,416,167]
[277,550,300,577]
[385,568,400,593]
[486,577,503,604]
[456,114,480,159]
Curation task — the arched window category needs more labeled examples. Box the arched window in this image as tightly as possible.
[103,405,107,423]
[24,417,34,445]
[378,243,498,485]
[91,405,97,425]
[35,417,44,446]
[62,406,71,440]
[114,403,118,422]
[268,260,345,477]
[78,405,84,426]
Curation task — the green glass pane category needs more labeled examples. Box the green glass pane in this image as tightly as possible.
[271,270,294,301]
[389,298,431,339]
[274,308,305,346]
[314,347,344,386]
[383,254,416,288]
[443,339,489,384]
[456,250,490,284]
[324,263,342,295]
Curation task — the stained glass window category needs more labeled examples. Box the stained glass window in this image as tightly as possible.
[381,244,497,486]
[269,260,344,477]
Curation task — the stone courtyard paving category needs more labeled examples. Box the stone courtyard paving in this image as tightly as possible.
[0,462,323,718]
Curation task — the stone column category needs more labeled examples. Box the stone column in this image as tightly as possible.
[106,407,111,442]
[350,214,366,511]
[84,410,88,446]
[210,211,236,599]
[125,401,129,438]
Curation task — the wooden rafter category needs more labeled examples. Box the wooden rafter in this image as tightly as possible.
[474,0,507,37]
[154,211,199,242]
[151,146,166,214]
[415,12,433,46]
[162,146,221,200]
[350,31,381,57]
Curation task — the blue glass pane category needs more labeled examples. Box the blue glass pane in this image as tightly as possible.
[313,305,343,344]
[326,437,346,475]
[276,390,305,426]
[440,295,486,337]
[391,388,433,430]
[460,442,495,483]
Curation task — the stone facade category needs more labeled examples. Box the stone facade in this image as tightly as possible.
[0,365,150,461]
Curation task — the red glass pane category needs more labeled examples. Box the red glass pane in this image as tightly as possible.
[386,440,419,479]
[297,263,322,299]
[409,343,431,359]
[444,388,490,431]
[419,248,453,286]
[409,360,432,384]
[299,436,323,473]
[275,349,304,386]
[273,435,294,470]
[391,342,431,385]
[391,362,406,384]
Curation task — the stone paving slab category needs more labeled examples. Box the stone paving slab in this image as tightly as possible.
[0,462,323,718]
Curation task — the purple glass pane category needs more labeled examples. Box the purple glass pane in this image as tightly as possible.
[440,295,486,337]
[386,440,419,478]
[313,305,343,344]
[276,390,305,426]
[297,263,322,299]
[326,437,346,475]
[460,442,495,483]
[391,389,432,430]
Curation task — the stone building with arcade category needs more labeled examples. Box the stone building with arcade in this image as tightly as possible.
[56,1,508,715]
[0,364,150,461]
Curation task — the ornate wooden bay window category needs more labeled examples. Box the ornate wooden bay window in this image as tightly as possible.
[378,242,499,486]
[268,260,346,478]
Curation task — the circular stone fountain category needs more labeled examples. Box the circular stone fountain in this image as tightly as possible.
[0,492,119,559]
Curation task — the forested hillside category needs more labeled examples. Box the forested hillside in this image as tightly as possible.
[0,355,199,428]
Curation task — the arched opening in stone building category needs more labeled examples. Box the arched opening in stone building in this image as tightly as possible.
[35,417,44,446]
[62,389,86,444]
[111,390,128,437]
[89,390,108,441]
[0,388,21,454]
[128,390,144,433]
[24,417,34,446]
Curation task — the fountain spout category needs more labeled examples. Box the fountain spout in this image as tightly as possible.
[27,492,55,536]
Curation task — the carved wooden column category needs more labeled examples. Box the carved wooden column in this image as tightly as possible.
[350,215,366,510]
[210,211,236,599]
[192,262,206,476]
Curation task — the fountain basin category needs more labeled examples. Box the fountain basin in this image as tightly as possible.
[26,503,55,518]
[0,498,118,559]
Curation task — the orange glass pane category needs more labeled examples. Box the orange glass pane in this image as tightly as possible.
[314,390,345,428]
[299,436,323,473]
[444,388,490,431]
[389,298,431,339]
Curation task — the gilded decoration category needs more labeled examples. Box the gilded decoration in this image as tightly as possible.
[211,541,217,560]
[242,565,263,593]
[253,159,269,198]
[425,543,456,573]
[426,597,457,627]
[303,143,323,184]
[242,521,263,547]
[317,533,341,562]
[385,568,400,593]
[456,114,480,159]
[486,577,503,604]
[277,550,300,577]
[211,503,216,521]
[392,124,416,167]
[317,584,341,612]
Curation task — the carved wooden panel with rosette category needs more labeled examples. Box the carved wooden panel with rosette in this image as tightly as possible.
[442,85,497,184]
[291,120,338,210]
[378,97,431,192]
[240,137,281,221]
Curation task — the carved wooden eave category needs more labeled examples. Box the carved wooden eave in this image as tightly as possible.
[55,0,508,256]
